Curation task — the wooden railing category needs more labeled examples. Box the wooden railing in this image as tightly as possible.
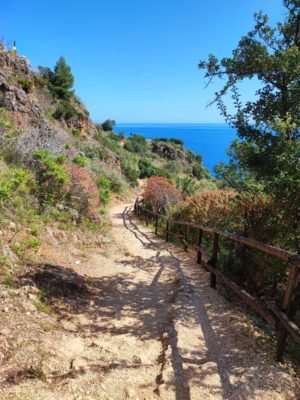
[134,196,300,362]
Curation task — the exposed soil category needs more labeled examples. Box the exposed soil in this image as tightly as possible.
[0,202,299,399]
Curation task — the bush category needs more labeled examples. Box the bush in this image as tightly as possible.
[142,177,182,214]
[138,159,157,178]
[124,134,147,154]
[101,119,115,131]
[52,101,84,122]
[71,129,81,137]
[171,190,286,298]
[173,189,235,228]
[97,176,111,205]
[0,109,14,129]
[0,164,31,200]
[33,150,69,206]
[94,165,126,194]
[192,163,210,180]
[120,157,140,186]
[165,162,181,174]
[17,77,34,93]
[73,155,88,167]
[175,176,200,197]
[151,140,181,160]
[63,164,100,220]
[154,138,184,146]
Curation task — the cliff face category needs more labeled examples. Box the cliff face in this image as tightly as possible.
[0,44,120,169]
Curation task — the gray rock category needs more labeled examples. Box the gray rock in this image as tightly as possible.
[44,226,59,246]
[2,244,18,263]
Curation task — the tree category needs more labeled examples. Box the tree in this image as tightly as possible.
[101,119,116,131]
[199,0,300,251]
[52,56,74,90]
[38,57,74,98]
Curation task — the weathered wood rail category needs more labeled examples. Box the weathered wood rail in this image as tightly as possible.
[134,196,300,362]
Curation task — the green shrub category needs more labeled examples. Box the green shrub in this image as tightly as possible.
[83,146,103,160]
[53,101,84,122]
[13,235,41,257]
[55,154,67,164]
[175,176,200,196]
[0,109,14,129]
[73,155,88,167]
[95,166,126,194]
[109,173,126,193]
[192,163,210,180]
[97,176,111,205]
[124,134,147,154]
[120,157,140,186]
[138,159,157,178]
[33,150,69,206]
[164,162,182,174]
[101,119,115,131]
[71,129,81,137]
[17,77,34,93]
[0,165,31,200]
[154,138,183,147]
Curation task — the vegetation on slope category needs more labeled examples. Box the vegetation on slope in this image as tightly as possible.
[0,40,215,268]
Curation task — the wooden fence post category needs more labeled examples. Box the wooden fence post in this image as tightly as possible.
[134,199,138,216]
[166,219,170,242]
[276,264,299,362]
[184,224,189,251]
[197,228,203,265]
[155,214,159,235]
[210,232,219,289]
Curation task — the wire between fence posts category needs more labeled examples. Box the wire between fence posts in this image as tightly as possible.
[276,264,299,362]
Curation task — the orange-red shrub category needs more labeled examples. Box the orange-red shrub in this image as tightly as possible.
[64,164,100,220]
[175,190,236,228]
[142,177,182,214]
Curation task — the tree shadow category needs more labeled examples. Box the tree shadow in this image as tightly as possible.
[12,205,299,399]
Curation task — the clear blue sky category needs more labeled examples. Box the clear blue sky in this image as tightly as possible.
[1,0,284,123]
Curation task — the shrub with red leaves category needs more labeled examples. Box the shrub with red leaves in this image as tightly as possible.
[142,177,182,214]
[175,189,236,228]
[174,189,282,297]
[63,164,100,220]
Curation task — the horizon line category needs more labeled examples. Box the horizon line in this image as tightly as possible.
[114,122,229,125]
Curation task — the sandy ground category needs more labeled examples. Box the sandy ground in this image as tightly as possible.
[0,202,299,399]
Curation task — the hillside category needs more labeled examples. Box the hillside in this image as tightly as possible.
[0,42,214,197]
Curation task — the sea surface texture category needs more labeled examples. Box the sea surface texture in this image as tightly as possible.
[115,123,237,174]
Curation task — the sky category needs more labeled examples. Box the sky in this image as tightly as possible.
[1,0,285,123]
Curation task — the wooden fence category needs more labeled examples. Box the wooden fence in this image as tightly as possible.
[134,196,300,362]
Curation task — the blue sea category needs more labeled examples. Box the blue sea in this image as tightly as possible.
[115,123,237,174]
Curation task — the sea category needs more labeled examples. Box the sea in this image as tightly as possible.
[115,123,237,175]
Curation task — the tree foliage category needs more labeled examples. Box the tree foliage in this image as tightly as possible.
[39,56,74,99]
[52,56,74,90]
[101,119,116,132]
[199,0,300,252]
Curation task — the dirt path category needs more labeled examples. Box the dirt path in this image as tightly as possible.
[1,202,299,399]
